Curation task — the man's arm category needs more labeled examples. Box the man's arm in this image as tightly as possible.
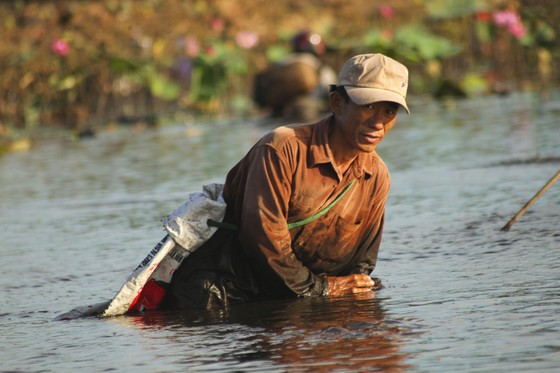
[350,213,385,275]
[325,216,385,295]
[237,144,327,296]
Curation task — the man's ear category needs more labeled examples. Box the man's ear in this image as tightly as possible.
[329,91,344,114]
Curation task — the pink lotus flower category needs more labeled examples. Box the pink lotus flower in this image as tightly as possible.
[235,31,259,49]
[211,18,224,32]
[185,36,199,58]
[378,5,395,20]
[51,39,69,57]
[508,22,527,39]
[493,10,527,39]
[493,10,519,28]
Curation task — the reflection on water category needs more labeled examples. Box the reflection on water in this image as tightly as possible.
[1,91,559,372]
[121,294,413,372]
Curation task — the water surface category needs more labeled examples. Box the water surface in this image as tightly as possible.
[1,91,559,372]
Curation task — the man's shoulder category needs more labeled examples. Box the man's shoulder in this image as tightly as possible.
[263,122,315,148]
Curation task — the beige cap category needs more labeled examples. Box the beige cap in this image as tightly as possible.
[337,53,410,113]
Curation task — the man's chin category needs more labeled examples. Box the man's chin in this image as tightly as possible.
[358,143,378,153]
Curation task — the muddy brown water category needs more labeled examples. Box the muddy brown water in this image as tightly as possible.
[1,91,559,372]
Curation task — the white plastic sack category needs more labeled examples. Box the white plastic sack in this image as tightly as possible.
[162,183,226,250]
[56,184,228,319]
[100,183,226,317]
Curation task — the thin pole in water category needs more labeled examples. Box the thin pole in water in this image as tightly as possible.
[501,169,560,231]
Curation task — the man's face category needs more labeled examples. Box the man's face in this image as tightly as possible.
[333,95,399,153]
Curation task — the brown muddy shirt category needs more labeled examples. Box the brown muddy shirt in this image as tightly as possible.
[169,114,390,306]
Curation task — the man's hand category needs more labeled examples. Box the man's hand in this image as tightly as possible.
[325,274,376,297]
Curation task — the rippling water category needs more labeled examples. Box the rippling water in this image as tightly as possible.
[1,91,559,372]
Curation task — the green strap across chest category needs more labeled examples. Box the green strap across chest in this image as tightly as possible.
[287,179,355,229]
[207,180,356,231]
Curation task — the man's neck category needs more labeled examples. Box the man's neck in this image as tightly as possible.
[328,122,360,177]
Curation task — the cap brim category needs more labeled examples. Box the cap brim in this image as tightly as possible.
[345,86,410,114]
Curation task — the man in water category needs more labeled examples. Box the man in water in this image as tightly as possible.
[164,53,410,309]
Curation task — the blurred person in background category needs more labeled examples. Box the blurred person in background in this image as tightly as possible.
[253,30,337,122]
